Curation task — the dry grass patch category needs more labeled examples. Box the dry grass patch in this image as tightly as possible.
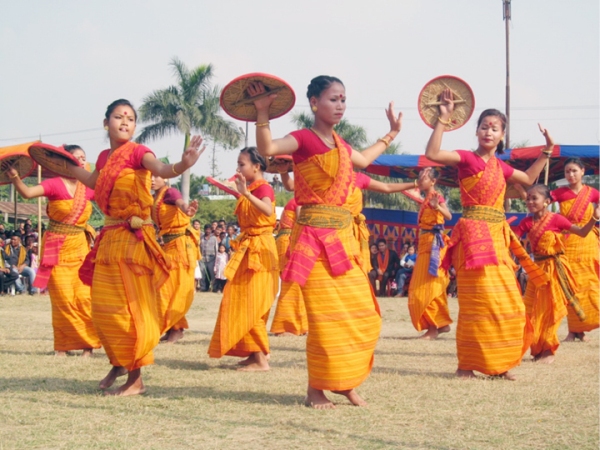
[0,293,598,449]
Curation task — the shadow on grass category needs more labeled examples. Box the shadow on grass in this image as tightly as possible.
[154,358,211,371]
[371,366,456,378]
[0,349,56,356]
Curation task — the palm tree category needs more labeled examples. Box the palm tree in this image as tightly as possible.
[291,112,368,149]
[137,58,242,201]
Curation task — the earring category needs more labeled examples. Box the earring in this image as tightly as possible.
[311,106,317,112]
[104,126,109,131]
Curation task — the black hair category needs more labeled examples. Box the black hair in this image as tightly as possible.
[192,219,201,225]
[204,224,212,231]
[476,109,507,154]
[306,75,344,101]
[527,183,552,201]
[376,238,387,246]
[564,157,585,170]
[105,99,137,121]
[240,147,267,172]
[63,144,84,155]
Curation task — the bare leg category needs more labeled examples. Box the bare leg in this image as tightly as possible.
[498,371,517,381]
[237,354,256,366]
[104,368,146,396]
[166,329,184,344]
[99,366,128,390]
[331,389,367,406]
[563,331,577,342]
[81,348,93,358]
[455,369,477,379]
[576,332,590,342]
[419,326,439,340]
[304,385,335,409]
[159,329,170,342]
[437,325,451,335]
[273,332,297,337]
[237,352,270,372]
[533,349,555,364]
[54,351,67,357]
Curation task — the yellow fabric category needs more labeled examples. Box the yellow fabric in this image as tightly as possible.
[559,198,600,332]
[408,202,452,331]
[345,184,371,272]
[523,231,571,357]
[45,198,100,351]
[452,172,531,375]
[289,148,381,391]
[152,189,200,334]
[208,192,278,358]
[91,168,165,370]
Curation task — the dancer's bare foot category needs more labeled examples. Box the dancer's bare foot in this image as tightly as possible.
[237,352,270,372]
[332,389,367,406]
[167,329,184,344]
[237,354,256,366]
[159,330,170,342]
[533,350,555,364]
[455,369,477,379]
[273,332,296,337]
[54,351,67,357]
[419,326,439,340]
[563,332,577,342]
[576,332,590,342]
[81,349,93,358]
[304,386,335,409]
[498,371,517,381]
[437,325,451,335]
[99,366,128,390]
[104,369,146,397]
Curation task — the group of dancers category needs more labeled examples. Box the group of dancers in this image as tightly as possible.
[7,75,598,407]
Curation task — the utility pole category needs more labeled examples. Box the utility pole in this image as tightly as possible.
[503,0,511,147]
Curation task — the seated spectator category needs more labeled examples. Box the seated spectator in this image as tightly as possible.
[3,235,36,295]
[395,244,417,297]
[368,238,400,297]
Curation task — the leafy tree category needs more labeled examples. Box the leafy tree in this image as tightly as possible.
[137,58,242,201]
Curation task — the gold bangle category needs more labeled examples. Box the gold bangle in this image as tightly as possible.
[437,116,452,127]
[255,122,270,127]
[413,179,418,187]
[384,133,395,142]
[172,163,180,175]
[377,137,391,148]
[8,173,19,179]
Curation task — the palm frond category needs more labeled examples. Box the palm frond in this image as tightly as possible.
[135,120,178,143]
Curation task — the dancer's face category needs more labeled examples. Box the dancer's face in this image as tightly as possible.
[525,188,549,214]
[237,152,260,182]
[377,242,387,253]
[104,105,136,144]
[71,149,86,165]
[151,176,166,190]
[476,116,505,151]
[311,82,346,126]
[418,169,435,190]
[564,163,584,186]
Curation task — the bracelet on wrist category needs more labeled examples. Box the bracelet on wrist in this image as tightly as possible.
[9,173,19,180]
[413,179,418,188]
[255,122,270,127]
[172,163,180,175]
[377,137,391,148]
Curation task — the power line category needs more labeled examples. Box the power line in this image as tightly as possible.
[0,127,101,142]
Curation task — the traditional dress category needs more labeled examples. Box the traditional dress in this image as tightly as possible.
[270,197,308,335]
[551,186,599,333]
[282,129,381,391]
[517,213,581,357]
[347,173,372,273]
[443,151,546,375]
[34,178,100,352]
[151,186,200,335]
[208,180,278,359]
[81,142,169,371]
[408,191,452,332]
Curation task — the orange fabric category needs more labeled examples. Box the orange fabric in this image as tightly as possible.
[152,187,200,334]
[208,180,279,358]
[90,149,168,371]
[287,134,381,391]
[523,224,572,357]
[408,193,452,331]
[451,162,532,375]
[345,181,371,272]
[559,194,599,332]
[43,191,100,351]
[271,202,308,335]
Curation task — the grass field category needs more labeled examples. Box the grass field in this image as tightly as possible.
[0,292,598,450]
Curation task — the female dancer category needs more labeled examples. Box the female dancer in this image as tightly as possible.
[6,145,100,356]
[249,75,402,408]
[408,167,453,339]
[69,99,203,396]
[208,147,278,371]
[151,175,200,344]
[517,184,599,363]
[426,88,553,380]
[270,196,308,336]
[551,158,599,341]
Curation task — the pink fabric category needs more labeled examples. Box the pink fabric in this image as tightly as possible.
[283,197,298,212]
[252,183,275,201]
[354,172,371,189]
[516,214,573,237]
[96,144,154,171]
[41,178,94,201]
[163,187,182,206]
[456,150,515,180]
[289,129,352,163]
[551,186,600,203]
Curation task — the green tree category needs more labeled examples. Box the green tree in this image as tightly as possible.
[136,58,242,201]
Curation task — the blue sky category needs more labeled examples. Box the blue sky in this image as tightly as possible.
[1,0,597,179]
